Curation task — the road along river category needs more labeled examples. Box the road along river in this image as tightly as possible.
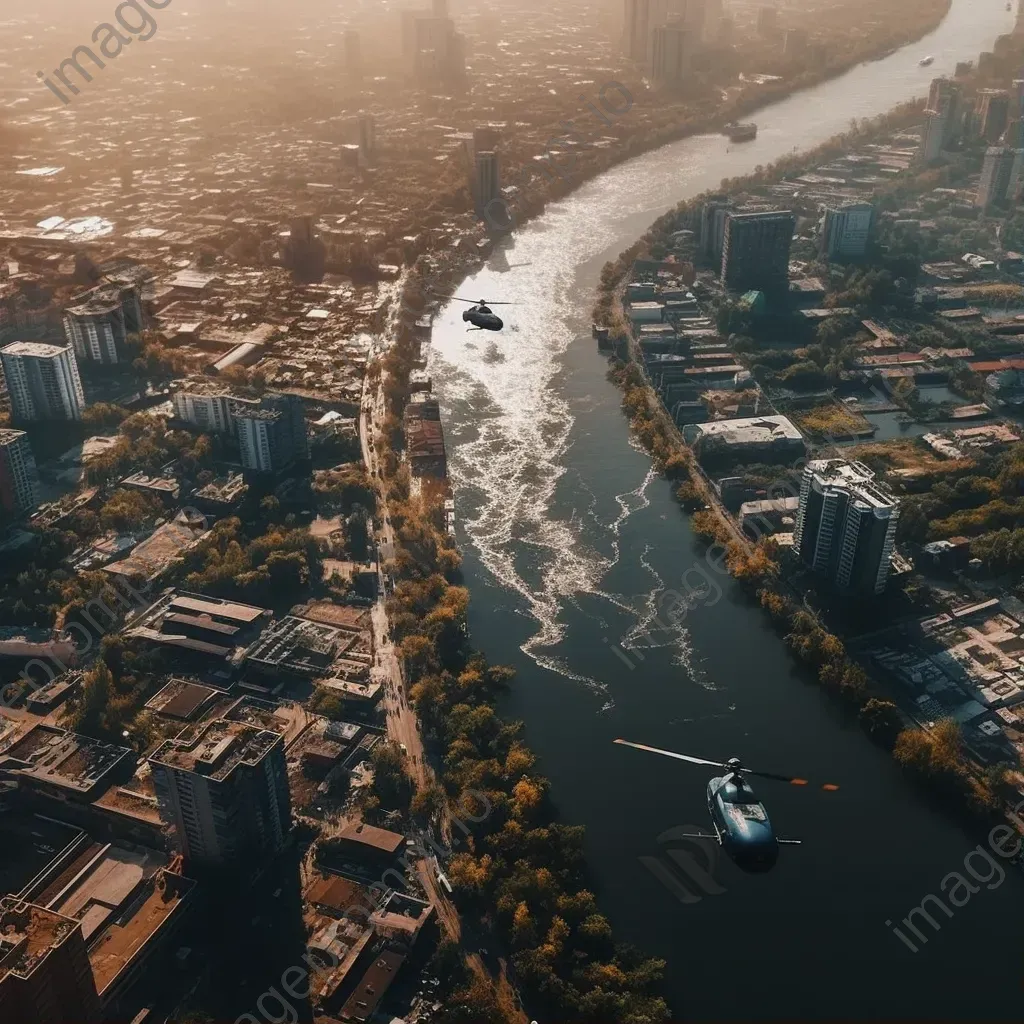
[427,2,1024,1017]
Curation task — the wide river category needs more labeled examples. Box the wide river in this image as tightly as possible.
[428,2,1024,1018]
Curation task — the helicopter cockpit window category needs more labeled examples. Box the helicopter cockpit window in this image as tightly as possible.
[728,803,768,823]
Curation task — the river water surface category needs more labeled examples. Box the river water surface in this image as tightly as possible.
[428,2,1024,1018]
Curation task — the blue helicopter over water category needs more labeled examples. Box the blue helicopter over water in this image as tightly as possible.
[615,739,839,873]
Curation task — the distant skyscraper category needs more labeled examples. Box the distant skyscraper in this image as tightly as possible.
[0,898,102,1024]
[702,0,723,43]
[977,146,1024,209]
[819,202,875,260]
[401,11,462,83]
[149,718,291,866]
[784,28,808,57]
[652,24,692,83]
[920,78,963,158]
[720,210,795,295]
[233,393,309,475]
[344,29,362,77]
[347,113,375,163]
[918,107,950,163]
[700,197,732,264]
[977,88,1010,143]
[1012,78,1024,118]
[794,460,900,596]
[285,216,326,282]
[756,5,779,36]
[624,0,692,64]
[0,342,85,423]
[474,150,501,217]
[0,429,40,518]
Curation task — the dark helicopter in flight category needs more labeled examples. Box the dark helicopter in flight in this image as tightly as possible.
[451,297,517,332]
[614,739,839,873]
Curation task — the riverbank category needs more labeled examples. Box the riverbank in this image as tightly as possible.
[589,109,1020,831]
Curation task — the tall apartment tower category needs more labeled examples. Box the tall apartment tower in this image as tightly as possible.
[652,24,692,83]
[0,342,85,423]
[819,202,875,260]
[918,107,950,163]
[0,899,101,1024]
[1011,78,1024,118]
[233,393,309,475]
[700,197,733,265]
[474,150,501,216]
[793,460,900,596]
[919,79,962,162]
[978,89,1010,143]
[720,210,795,295]
[0,429,40,518]
[62,283,141,366]
[149,718,291,867]
[977,146,1024,209]
[172,385,246,436]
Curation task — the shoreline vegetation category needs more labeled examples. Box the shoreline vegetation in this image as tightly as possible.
[590,111,1015,830]
[368,6,965,1020]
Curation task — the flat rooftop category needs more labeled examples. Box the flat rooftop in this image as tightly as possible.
[694,414,804,444]
[807,458,897,509]
[0,813,83,900]
[0,341,70,359]
[149,718,282,781]
[145,678,218,720]
[0,899,80,981]
[336,821,404,856]
[0,725,133,797]
[88,870,194,996]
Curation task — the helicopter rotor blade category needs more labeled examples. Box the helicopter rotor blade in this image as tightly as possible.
[613,739,728,770]
[742,767,839,791]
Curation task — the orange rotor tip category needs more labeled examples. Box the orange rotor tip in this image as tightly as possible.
[790,778,809,786]
[822,783,840,791]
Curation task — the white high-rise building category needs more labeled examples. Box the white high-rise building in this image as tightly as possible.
[0,342,85,423]
[234,393,309,475]
[149,717,291,866]
[61,283,142,366]
[819,202,875,259]
[0,429,40,517]
[794,460,900,596]
[172,384,251,436]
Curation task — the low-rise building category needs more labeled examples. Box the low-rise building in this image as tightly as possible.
[686,415,806,465]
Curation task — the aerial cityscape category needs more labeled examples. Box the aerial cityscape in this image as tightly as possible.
[3,1,1024,1022]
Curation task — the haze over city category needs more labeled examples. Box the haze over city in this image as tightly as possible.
[3,3,1024,1024]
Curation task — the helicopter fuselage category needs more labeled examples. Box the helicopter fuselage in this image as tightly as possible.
[707,772,779,873]
[462,305,504,331]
